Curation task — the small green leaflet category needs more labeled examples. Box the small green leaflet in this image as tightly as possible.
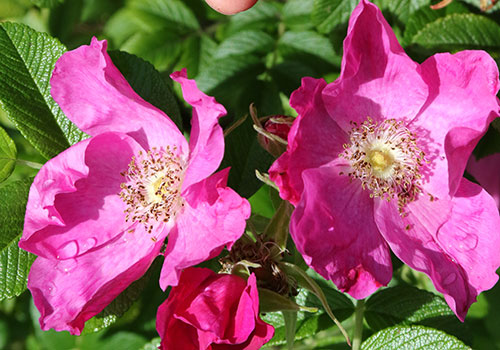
[0,126,17,183]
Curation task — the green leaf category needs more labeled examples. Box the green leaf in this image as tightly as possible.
[226,1,280,35]
[0,126,16,183]
[248,185,275,219]
[108,50,182,130]
[105,0,199,71]
[263,200,292,250]
[196,55,264,97]
[361,325,472,350]
[176,35,217,77]
[374,0,429,24]
[0,178,36,300]
[278,31,339,71]
[282,0,314,30]
[365,285,469,342]
[404,6,442,45]
[410,13,500,50]
[221,116,274,198]
[312,0,357,34]
[0,22,87,159]
[213,30,275,60]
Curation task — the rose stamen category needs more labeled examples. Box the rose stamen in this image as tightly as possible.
[340,117,425,210]
[119,146,185,233]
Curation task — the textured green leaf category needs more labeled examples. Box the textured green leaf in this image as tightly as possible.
[411,13,500,50]
[109,50,182,130]
[0,126,16,183]
[213,31,275,60]
[312,0,357,34]
[374,0,429,24]
[361,325,471,350]
[0,178,36,300]
[365,285,469,342]
[0,22,87,159]
[404,2,468,44]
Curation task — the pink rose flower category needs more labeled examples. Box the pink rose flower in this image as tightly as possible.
[19,38,250,334]
[467,153,500,209]
[156,268,274,350]
[269,0,500,320]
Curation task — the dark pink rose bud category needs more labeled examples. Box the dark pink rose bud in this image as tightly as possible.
[156,268,274,350]
[257,115,293,158]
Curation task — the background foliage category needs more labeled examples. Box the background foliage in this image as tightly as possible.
[0,0,500,349]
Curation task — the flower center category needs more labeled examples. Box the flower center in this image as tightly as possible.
[340,117,426,209]
[119,146,185,234]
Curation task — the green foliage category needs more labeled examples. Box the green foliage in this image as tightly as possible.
[221,117,275,198]
[263,285,354,347]
[0,178,36,300]
[105,0,200,72]
[213,30,275,60]
[282,0,314,29]
[0,126,17,183]
[365,285,469,342]
[312,0,358,34]
[0,22,86,159]
[361,325,471,350]
[410,13,500,50]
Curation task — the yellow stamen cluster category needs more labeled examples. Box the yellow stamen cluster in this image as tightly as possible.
[340,117,426,209]
[119,146,185,233]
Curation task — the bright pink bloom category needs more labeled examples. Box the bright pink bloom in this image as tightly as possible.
[156,268,274,350]
[467,153,500,208]
[19,38,250,335]
[270,0,500,320]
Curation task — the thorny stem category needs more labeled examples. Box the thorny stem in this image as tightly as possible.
[352,299,365,350]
